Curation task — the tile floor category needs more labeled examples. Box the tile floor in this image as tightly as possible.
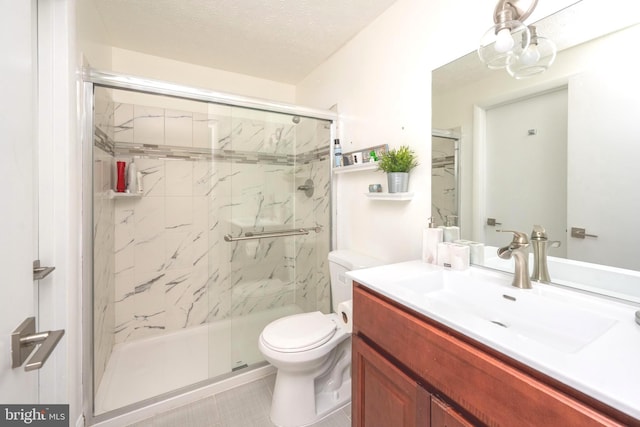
[128,374,352,427]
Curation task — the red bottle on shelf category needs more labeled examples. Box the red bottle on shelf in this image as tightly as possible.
[116,161,127,192]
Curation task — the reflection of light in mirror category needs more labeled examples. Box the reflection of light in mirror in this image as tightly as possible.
[506,26,557,79]
[433,0,640,302]
[520,45,541,65]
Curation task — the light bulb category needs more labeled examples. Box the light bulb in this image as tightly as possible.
[519,45,541,66]
[494,28,514,53]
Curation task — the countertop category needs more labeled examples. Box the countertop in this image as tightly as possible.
[347,260,640,420]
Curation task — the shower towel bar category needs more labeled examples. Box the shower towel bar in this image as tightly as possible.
[224,226,322,242]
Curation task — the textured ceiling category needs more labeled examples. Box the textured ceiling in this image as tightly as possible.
[92,0,398,84]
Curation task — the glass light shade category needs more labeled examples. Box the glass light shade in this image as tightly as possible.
[506,35,557,79]
[478,21,531,70]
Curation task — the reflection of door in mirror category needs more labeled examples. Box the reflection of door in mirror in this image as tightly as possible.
[567,64,640,271]
[483,89,568,258]
[432,129,459,227]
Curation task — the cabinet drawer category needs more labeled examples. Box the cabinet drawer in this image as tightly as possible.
[353,284,622,427]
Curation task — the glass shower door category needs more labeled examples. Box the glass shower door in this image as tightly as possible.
[210,107,333,376]
[227,108,300,372]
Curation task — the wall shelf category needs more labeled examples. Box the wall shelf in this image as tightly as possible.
[108,190,142,199]
[365,192,414,201]
[333,162,379,174]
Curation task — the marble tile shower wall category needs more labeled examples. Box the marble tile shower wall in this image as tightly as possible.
[110,103,331,344]
[93,88,116,392]
[292,119,331,314]
[432,137,457,227]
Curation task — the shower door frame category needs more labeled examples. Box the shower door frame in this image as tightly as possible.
[81,68,338,425]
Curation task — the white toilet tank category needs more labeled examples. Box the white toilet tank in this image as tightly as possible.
[328,250,383,310]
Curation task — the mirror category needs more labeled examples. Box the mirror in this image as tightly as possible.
[432,0,640,302]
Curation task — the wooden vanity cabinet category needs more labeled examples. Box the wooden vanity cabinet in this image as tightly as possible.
[352,283,633,427]
[353,334,474,427]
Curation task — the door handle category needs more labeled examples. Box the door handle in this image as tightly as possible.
[571,227,598,239]
[33,259,55,280]
[11,317,65,371]
[487,218,502,226]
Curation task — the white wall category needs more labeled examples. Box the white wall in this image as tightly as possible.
[76,0,111,69]
[75,0,296,104]
[111,48,296,104]
[296,0,577,262]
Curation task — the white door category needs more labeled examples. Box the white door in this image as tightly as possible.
[0,0,40,403]
[483,89,568,255]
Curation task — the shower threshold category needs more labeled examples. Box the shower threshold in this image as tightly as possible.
[94,304,302,415]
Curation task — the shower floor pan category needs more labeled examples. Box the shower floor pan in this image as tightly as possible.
[95,304,302,414]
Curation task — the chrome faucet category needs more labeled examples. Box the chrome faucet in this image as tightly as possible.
[530,225,561,284]
[497,230,532,289]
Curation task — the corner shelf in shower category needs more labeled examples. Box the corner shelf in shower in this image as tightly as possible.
[364,192,414,201]
[108,190,142,199]
[333,163,379,174]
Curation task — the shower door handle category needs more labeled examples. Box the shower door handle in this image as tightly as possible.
[11,317,65,371]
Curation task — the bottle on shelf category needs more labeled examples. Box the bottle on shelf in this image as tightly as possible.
[116,161,127,192]
[127,160,137,193]
[334,139,342,168]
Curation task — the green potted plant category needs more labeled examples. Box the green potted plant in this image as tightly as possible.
[377,145,418,193]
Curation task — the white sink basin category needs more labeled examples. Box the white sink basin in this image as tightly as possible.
[347,260,640,420]
[365,264,618,354]
[480,246,640,303]
[414,273,616,353]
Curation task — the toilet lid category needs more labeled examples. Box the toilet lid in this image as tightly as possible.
[262,311,337,352]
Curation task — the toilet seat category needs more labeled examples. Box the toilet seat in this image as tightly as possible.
[261,311,337,353]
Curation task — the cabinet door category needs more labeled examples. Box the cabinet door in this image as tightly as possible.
[352,335,430,427]
[431,396,475,427]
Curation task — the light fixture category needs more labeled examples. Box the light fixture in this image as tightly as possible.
[478,0,538,70]
[506,26,557,79]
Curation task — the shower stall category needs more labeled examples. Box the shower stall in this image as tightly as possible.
[86,70,335,421]
[431,129,459,227]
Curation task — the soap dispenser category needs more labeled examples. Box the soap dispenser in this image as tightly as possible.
[422,217,443,264]
[443,215,460,242]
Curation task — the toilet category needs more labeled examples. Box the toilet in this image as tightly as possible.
[258,250,383,427]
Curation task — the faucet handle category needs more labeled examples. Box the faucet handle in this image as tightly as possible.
[530,224,547,240]
[496,229,529,245]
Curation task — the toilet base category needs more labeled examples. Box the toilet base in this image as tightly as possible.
[269,339,352,427]
[270,372,351,427]
[315,378,351,421]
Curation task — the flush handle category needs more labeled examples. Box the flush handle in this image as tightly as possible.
[11,317,65,371]
[571,227,598,239]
